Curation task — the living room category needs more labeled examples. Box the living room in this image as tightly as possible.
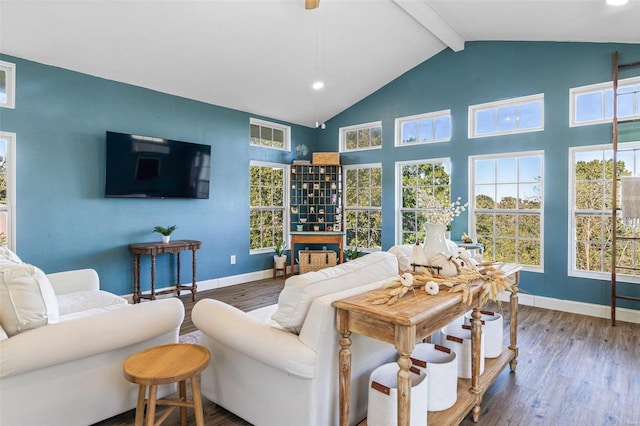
[0,0,639,425]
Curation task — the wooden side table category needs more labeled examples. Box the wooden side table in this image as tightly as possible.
[123,344,211,426]
[129,240,202,303]
[290,231,345,273]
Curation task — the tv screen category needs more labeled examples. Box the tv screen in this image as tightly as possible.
[105,131,211,199]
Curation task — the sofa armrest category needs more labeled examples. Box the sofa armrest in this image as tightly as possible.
[47,269,99,294]
[0,298,184,379]
[192,299,316,379]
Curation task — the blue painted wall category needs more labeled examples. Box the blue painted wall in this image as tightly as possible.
[2,41,640,311]
[317,41,640,310]
[0,54,317,295]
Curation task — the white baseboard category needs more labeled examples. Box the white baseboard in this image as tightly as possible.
[500,293,640,324]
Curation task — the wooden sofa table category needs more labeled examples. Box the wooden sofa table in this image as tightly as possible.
[129,240,201,303]
[333,264,522,426]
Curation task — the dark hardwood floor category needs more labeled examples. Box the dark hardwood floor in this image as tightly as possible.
[96,278,640,426]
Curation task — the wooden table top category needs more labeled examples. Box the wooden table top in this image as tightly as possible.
[123,344,210,386]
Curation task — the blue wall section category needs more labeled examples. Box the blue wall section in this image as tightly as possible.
[0,54,317,295]
[2,41,640,312]
[318,41,640,310]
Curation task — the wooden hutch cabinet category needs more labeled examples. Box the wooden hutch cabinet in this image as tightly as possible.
[290,164,343,233]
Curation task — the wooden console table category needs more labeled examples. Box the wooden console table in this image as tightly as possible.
[290,231,345,273]
[129,240,202,303]
[333,264,521,426]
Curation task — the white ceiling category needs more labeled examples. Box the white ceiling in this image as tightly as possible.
[1,0,639,128]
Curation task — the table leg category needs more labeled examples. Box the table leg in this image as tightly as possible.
[146,385,157,426]
[134,384,145,426]
[471,307,483,421]
[395,325,416,426]
[291,239,297,273]
[133,254,140,304]
[179,379,187,426]
[192,374,205,426]
[176,251,182,298]
[509,272,519,372]
[150,254,156,300]
[191,248,197,302]
[336,309,352,426]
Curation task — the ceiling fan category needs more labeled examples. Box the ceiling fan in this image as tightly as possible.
[305,0,320,9]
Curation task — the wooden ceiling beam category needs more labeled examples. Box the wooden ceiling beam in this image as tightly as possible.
[393,0,465,52]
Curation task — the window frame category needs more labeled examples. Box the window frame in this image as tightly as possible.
[395,109,452,147]
[249,118,291,152]
[395,157,452,246]
[0,131,16,251]
[569,76,640,127]
[468,93,544,139]
[568,143,640,283]
[343,163,383,251]
[469,150,544,272]
[339,121,383,152]
[0,61,16,109]
[249,160,289,255]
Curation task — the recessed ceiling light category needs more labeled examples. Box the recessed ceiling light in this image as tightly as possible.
[312,81,324,90]
[606,0,628,5]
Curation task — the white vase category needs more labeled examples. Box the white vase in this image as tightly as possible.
[423,223,451,264]
[162,235,171,244]
[274,255,287,269]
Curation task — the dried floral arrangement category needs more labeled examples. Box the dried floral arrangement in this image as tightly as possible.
[367,262,512,307]
[423,196,468,227]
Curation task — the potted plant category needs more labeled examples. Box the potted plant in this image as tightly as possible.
[344,245,361,261]
[273,238,288,269]
[153,225,178,243]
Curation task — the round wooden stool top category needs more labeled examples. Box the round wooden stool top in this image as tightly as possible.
[123,344,210,386]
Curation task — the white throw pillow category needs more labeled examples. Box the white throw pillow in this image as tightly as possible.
[271,251,398,333]
[0,264,59,337]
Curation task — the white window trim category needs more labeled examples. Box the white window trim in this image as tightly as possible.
[567,142,640,283]
[395,109,452,147]
[249,118,291,152]
[468,93,544,139]
[469,150,544,273]
[395,157,451,246]
[343,163,383,251]
[0,61,16,109]
[339,121,383,153]
[0,131,16,251]
[249,160,290,255]
[569,76,640,127]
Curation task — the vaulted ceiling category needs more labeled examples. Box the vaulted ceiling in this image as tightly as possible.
[1,0,639,127]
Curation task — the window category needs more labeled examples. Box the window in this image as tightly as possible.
[395,110,451,146]
[339,121,382,152]
[469,94,544,138]
[470,151,544,270]
[250,118,290,151]
[570,77,640,127]
[0,61,16,109]
[0,132,16,250]
[396,159,451,245]
[570,143,640,281]
[344,164,382,250]
[249,161,288,253]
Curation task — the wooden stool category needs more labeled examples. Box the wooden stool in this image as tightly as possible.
[123,344,210,426]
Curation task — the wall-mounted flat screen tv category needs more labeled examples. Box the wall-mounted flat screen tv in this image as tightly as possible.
[105,131,211,199]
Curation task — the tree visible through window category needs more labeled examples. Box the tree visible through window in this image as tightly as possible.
[0,132,15,249]
[470,152,543,269]
[397,159,451,245]
[249,162,286,251]
[344,164,382,250]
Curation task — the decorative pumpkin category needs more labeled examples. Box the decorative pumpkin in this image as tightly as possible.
[425,281,439,295]
[429,253,459,279]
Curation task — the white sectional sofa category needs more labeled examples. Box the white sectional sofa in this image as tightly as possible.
[0,250,185,426]
[192,251,402,426]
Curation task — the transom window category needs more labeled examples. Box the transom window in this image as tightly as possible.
[250,118,290,151]
[344,164,382,250]
[0,132,16,250]
[569,76,640,127]
[470,151,544,271]
[396,159,451,245]
[569,143,640,281]
[395,109,451,146]
[0,61,16,109]
[249,161,288,253]
[339,121,382,152]
[469,94,544,138]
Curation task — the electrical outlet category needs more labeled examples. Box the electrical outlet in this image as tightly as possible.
[230,255,236,265]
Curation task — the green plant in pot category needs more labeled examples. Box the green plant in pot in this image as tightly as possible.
[153,225,178,243]
[344,245,361,261]
[273,238,288,269]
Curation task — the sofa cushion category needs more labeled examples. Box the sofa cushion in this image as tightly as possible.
[57,290,127,316]
[271,251,398,333]
[0,264,59,337]
[0,247,22,264]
